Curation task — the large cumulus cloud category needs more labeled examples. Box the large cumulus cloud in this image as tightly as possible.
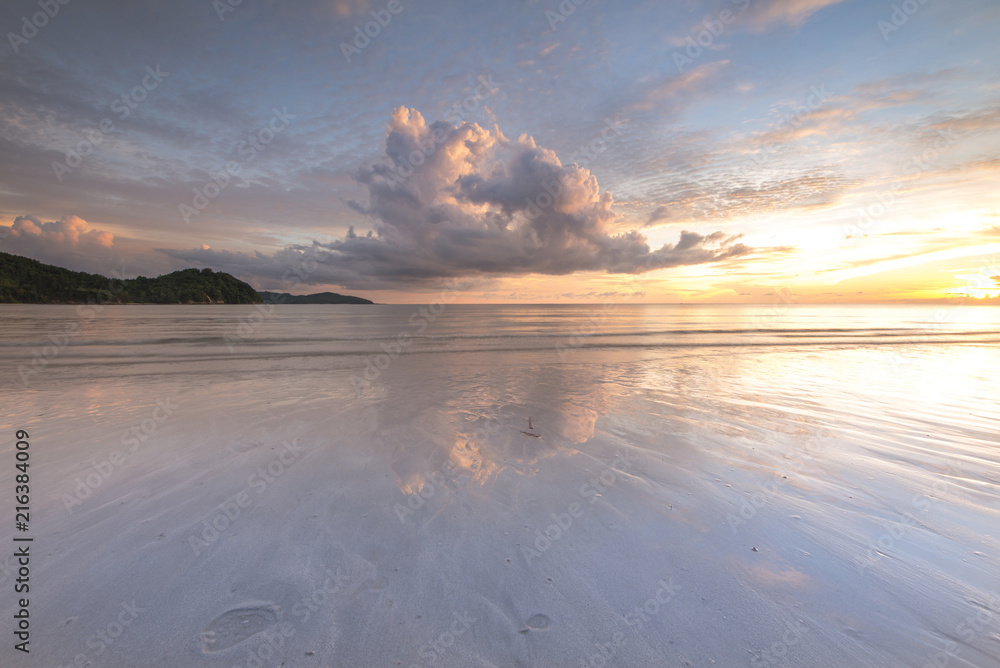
[163,108,751,289]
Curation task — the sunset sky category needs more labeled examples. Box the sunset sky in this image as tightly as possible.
[1,0,998,303]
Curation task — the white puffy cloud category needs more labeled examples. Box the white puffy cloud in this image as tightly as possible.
[163,108,751,289]
[0,214,118,274]
[6,215,114,248]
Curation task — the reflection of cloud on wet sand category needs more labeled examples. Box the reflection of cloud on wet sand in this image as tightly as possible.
[373,410,459,496]
[741,562,812,590]
[449,412,559,484]
[374,406,553,496]
[368,354,624,497]
[375,396,612,495]
[550,402,600,444]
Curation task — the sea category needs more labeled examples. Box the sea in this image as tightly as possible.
[1,303,998,667]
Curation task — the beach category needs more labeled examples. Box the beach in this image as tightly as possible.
[1,303,999,667]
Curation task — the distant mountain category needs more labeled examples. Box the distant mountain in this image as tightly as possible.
[0,252,262,304]
[258,290,374,305]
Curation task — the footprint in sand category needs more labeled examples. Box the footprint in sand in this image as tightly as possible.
[519,613,551,633]
[199,605,281,652]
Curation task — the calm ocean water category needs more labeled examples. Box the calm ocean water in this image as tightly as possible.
[2,303,998,374]
[3,303,999,453]
[1,303,998,666]
[5,301,997,498]
[4,303,997,474]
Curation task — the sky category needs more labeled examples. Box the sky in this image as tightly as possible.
[1,0,998,304]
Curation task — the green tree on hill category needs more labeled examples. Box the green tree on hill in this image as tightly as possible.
[0,252,262,304]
